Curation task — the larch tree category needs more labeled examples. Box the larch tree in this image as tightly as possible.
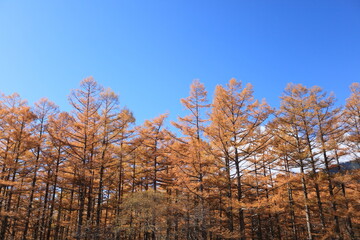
[96,88,135,239]
[21,98,58,240]
[311,87,345,239]
[267,120,301,240]
[46,111,72,240]
[0,93,36,240]
[138,113,168,192]
[274,83,341,239]
[341,82,360,239]
[171,79,212,239]
[134,114,169,239]
[207,78,272,239]
[344,83,360,161]
[66,77,103,239]
[274,84,319,240]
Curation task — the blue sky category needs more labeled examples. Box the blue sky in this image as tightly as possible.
[0,0,359,124]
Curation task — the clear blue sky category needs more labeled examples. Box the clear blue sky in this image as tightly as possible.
[0,0,359,124]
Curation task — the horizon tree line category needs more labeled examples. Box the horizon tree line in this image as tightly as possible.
[0,77,359,240]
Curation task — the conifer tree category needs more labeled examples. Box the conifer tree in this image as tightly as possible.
[207,79,272,239]
[172,80,212,239]
[66,77,103,239]
[22,98,58,240]
[0,93,36,240]
[344,83,360,160]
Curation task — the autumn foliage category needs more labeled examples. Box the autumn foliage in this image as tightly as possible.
[0,77,359,240]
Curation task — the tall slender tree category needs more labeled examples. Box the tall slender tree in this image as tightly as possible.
[207,79,272,239]
[66,77,103,239]
[344,83,360,161]
[172,79,212,239]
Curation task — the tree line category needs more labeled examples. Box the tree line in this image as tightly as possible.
[0,77,359,240]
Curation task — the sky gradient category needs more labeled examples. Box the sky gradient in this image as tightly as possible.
[0,0,359,124]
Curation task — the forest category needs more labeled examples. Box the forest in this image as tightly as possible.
[0,77,359,240]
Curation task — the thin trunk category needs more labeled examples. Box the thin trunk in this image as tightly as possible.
[303,122,326,231]
[0,131,24,240]
[335,150,355,239]
[23,120,44,240]
[284,156,298,240]
[317,122,342,239]
[234,147,245,240]
[46,147,62,240]
[300,160,313,240]
[323,156,341,238]
[254,160,263,240]
[225,156,234,233]
[54,188,64,240]
[96,165,105,239]
[64,187,74,240]
[77,185,86,240]
[39,172,51,240]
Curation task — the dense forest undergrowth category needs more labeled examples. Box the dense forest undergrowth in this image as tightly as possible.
[0,77,359,240]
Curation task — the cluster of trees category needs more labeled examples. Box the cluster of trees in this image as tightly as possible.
[0,77,359,240]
